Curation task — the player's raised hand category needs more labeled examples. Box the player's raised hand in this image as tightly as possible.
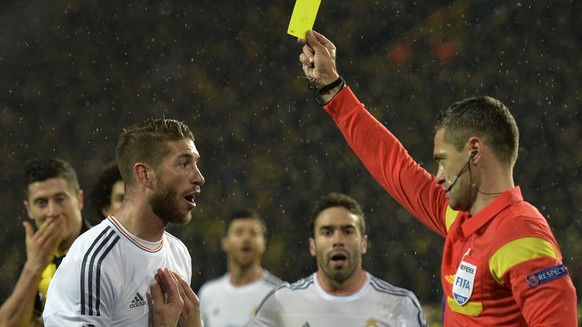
[171,271,201,327]
[299,30,340,88]
[149,268,184,327]
[23,218,64,272]
[148,268,202,327]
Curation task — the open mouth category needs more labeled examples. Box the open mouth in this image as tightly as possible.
[184,195,196,208]
[330,253,347,266]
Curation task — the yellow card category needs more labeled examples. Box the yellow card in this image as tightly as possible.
[287,0,321,39]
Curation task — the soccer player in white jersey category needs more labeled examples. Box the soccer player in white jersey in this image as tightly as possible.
[43,118,205,327]
[246,193,428,327]
[199,209,282,326]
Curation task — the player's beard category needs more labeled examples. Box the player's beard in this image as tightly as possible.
[232,250,259,270]
[150,175,192,225]
[318,249,359,284]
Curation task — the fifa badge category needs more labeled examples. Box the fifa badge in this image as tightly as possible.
[453,248,476,306]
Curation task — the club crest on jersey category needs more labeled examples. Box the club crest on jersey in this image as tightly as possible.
[365,318,378,327]
[453,259,476,306]
[526,264,568,288]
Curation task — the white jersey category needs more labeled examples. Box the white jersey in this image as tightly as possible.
[199,271,282,327]
[43,216,192,327]
[246,272,427,327]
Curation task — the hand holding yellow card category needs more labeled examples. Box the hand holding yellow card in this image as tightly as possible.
[287,0,322,39]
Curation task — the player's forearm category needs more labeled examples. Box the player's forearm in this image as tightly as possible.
[0,263,43,326]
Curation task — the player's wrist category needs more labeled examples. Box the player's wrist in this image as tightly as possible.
[21,261,46,279]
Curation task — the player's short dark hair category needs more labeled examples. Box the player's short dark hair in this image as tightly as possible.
[89,160,122,219]
[309,192,366,238]
[24,157,80,197]
[116,118,195,190]
[225,208,267,236]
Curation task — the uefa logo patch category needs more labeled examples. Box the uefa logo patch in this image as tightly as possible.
[526,264,568,288]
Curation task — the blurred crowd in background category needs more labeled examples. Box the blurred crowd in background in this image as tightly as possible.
[0,0,580,321]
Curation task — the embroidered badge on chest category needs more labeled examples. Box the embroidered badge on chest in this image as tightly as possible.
[453,248,476,306]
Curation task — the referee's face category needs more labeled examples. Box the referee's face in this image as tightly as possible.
[309,206,368,286]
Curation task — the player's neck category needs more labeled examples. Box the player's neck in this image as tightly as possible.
[317,269,367,295]
[113,203,167,242]
[58,218,83,254]
[228,264,264,287]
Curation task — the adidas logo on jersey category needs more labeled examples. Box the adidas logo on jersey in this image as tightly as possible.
[302,323,310,327]
[129,292,147,308]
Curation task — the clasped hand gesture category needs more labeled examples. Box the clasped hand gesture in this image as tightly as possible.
[149,268,201,327]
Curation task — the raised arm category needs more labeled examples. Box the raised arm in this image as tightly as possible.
[297,30,449,236]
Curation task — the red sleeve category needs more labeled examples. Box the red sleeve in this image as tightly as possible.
[494,213,579,326]
[324,87,449,238]
[507,257,577,326]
